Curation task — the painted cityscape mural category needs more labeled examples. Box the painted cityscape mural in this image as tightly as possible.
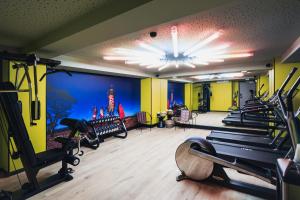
[168,81,184,108]
[46,72,140,134]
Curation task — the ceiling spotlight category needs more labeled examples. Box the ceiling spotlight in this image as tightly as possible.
[150,31,157,38]
[103,27,253,71]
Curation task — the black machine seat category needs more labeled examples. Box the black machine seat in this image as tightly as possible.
[60,118,88,134]
[35,148,66,167]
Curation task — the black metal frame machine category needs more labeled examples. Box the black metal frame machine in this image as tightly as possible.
[175,76,300,199]
[0,82,86,200]
[0,52,83,199]
[222,68,298,130]
[206,68,299,148]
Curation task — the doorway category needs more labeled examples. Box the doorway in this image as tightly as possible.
[239,81,256,108]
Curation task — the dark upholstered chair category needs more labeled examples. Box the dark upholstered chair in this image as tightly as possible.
[137,111,152,132]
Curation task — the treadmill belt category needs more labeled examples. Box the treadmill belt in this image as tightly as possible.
[207,131,272,147]
[210,140,287,167]
[226,115,279,123]
[209,130,269,137]
[222,118,271,128]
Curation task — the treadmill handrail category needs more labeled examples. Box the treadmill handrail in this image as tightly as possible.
[285,76,300,150]
[286,76,300,112]
[278,67,297,95]
[277,68,297,120]
[258,83,265,97]
[276,67,297,116]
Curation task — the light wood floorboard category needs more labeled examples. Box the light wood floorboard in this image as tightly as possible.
[0,128,273,200]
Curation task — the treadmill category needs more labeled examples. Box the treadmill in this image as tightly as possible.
[211,76,300,168]
[207,128,289,149]
[207,68,298,147]
[222,118,272,128]
[222,68,297,129]
[175,76,300,199]
[208,106,289,148]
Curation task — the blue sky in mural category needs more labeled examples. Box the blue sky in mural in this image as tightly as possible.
[47,72,140,130]
[168,81,184,107]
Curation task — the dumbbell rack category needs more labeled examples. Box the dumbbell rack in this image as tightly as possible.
[87,116,127,147]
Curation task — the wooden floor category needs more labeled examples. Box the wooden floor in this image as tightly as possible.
[194,112,228,127]
[0,128,273,200]
[194,112,266,131]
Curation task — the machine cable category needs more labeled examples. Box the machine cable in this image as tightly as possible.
[0,104,22,199]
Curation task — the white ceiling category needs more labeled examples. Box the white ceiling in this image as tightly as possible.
[1,0,300,80]
[0,0,153,51]
[0,0,109,48]
[61,0,300,78]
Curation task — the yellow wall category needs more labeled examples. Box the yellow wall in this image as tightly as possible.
[192,81,235,111]
[152,79,160,123]
[256,74,269,97]
[160,79,168,113]
[274,60,300,109]
[232,81,239,107]
[152,78,168,123]
[269,68,275,98]
[210,81,232,111]
[184,83,193,110]
[140,78,167,124]
[141,78,152,123]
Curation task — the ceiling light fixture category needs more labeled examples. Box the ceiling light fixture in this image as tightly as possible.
[171,26,179,58]
[193,72,245,80]
[103,26,254,71]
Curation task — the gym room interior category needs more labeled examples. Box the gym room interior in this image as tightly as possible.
[0,0,300,199]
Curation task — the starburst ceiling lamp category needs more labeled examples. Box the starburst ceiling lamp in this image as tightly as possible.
[103,26,254,71]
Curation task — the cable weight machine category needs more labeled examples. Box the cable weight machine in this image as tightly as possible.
[0,51,70,126]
